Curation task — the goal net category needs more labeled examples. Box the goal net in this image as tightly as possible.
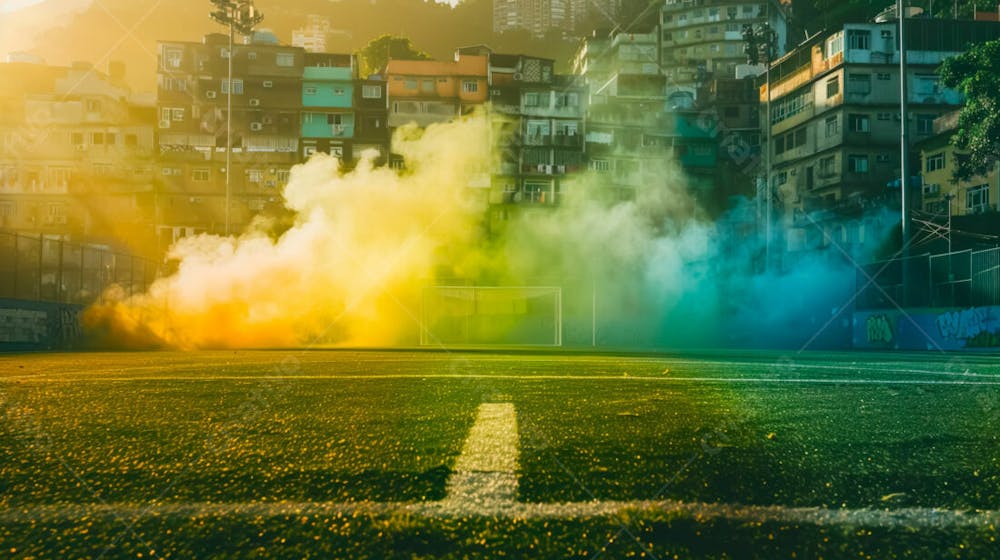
[419,286,562,347]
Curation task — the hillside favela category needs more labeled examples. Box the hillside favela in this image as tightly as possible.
[3,0,1000,558]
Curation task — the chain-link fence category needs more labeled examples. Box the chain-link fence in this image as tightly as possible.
[0,231,158,305]
[858,246,1000,310]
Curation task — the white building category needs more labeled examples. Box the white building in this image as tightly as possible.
[292,15,330,53]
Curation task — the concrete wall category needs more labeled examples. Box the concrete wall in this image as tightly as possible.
[854,306,1000,351]
[0,298,83,351]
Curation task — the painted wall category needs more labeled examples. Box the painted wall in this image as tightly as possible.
[854,306,1000,350]
[0,298,83,351]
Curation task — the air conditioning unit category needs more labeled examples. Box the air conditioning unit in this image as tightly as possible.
[206,90,217,99]
[250,122,263,131]
[249,98,260,107]
[159,119,171,128]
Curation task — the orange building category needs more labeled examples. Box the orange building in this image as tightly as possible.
[385,54,488,129]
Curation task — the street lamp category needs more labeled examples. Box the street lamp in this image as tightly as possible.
[209,0,264,236]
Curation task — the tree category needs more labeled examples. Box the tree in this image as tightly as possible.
[356,34,431,79]
[939,38,1000,181]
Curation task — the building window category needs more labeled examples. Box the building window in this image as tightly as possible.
[848,114,870,132]
[848,154,869,173]
[220,47,230,59]
[327,114,343,125]
[847,30,870,50]
[877,72,891,80]
[164,48,182,68]
[276,169,290,183]
[192,168,210,181]
[171,108,184,121]
[825,115,839,137]
[405,78,417,90]
[422,79,434,92]
[826,33,844,58]
[92,132,104,145]
[462,80,478,93]
[590,159,610,172]
[967,184,990,213]
[524,92,540,107]
[0,202,15,218]
[248,169,263,183]
[914,74,941,96]
[818,155,836,176]
[333,88,345,95]
[916,114,935,134]
[362,84,382,98]
[926,152,945,172]
[847,73,871,95]
[877,112,892,120]
[221,79,243,94]
[71,132,84,145]
[305,86,318,95]
[826,76,840,98]
[248,52,257,61]
[263,80,273,88]
[276,53,295,67]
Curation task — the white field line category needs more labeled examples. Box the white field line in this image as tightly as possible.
[3,400,999,529]
[440,402,519,513]
[2,499,997,529]
[5,375,1000,386]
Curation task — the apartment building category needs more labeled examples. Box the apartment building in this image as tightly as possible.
[660,0,789,98]
[156,33,304,241]
[918,111,999,218]
[762,19,1000,251]
[385,54,489,131]
[301,52,356,162]
[0,60,157,251]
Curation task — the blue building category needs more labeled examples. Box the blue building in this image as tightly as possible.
[301,52,356,161]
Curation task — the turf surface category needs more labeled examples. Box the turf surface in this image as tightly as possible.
[1,350,999,558]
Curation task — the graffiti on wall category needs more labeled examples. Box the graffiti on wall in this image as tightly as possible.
[0,308,48,343]
[936,308,1000,347]
[866,314,893,345]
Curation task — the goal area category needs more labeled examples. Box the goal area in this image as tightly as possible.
[419,286,562,347]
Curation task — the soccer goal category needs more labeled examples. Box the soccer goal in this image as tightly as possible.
[419,286,562,347]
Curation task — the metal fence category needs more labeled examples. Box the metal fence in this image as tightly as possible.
[0,231,158,305]
[858,246,1000,309]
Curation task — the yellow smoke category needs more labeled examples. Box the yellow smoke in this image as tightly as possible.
[85,113,493,349]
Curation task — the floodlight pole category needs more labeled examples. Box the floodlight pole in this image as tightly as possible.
[210,0,264,236]
[226,19,234,235]
[898,0,911,302]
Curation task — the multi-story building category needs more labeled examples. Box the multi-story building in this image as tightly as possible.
[763,18,1000,252]
[301,52,356,162]
[493,0,597,37]
[660,0,789,100]
[352,77,389,164]
[385,53,489,132]
[292,15,331,54]
[488,54,586,209]
[156,33,304,242]
[918,111,999,219]
[0,60,157,253]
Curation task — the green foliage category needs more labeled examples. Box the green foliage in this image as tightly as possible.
[356,34,431,79]
[939,38,1000,181]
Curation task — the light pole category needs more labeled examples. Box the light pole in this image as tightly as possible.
[744,17,777,269]
[209,0,264,236]
[898,0,911,302]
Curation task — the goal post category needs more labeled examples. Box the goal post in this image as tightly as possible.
[419,286,562,347]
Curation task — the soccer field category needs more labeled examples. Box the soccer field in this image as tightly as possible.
[1,350,999,558]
